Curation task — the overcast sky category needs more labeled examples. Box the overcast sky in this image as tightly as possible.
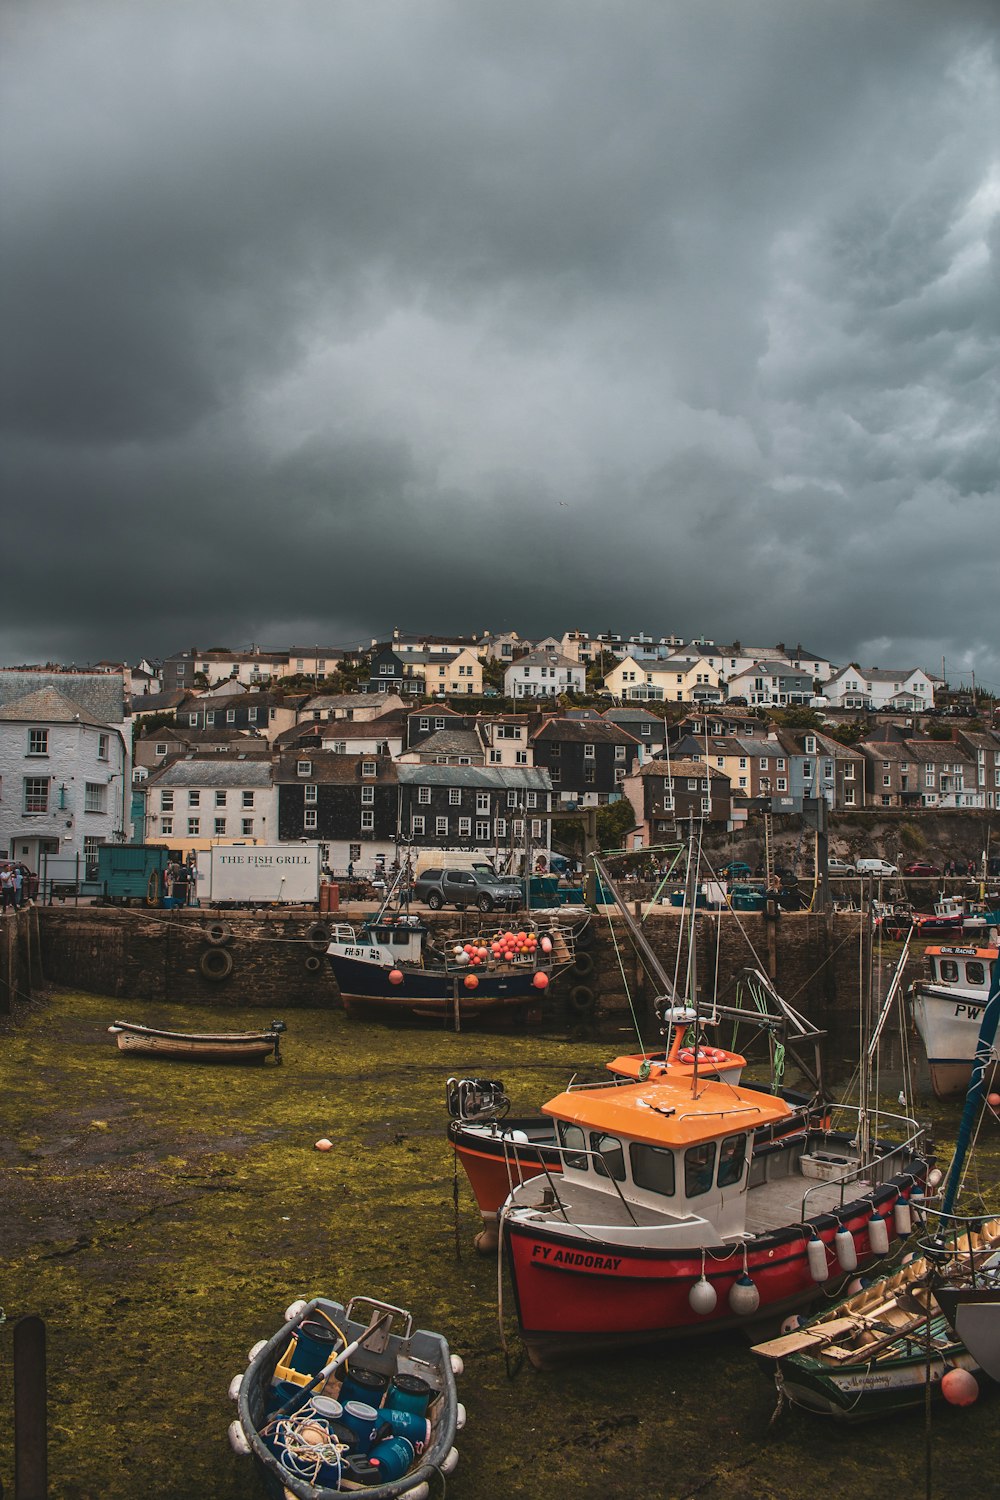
[1,1,997,691]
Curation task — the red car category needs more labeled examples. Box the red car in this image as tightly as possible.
[902,861,941,877]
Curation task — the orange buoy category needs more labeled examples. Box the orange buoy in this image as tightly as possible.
[941,1368,979,1406]
[388,969,404,985]
[532,971,549,989]
[464,974,479,990]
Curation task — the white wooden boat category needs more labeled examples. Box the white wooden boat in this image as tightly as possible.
[108,1018,285,1063]
[908,942,998,1098]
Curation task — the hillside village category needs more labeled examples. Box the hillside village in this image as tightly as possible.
[1,626,997,885]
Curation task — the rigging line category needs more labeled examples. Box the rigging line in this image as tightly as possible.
[601,886,648,1054]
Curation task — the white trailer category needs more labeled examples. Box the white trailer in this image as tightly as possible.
[202,844,321,906]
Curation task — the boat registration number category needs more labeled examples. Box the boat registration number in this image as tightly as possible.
[341,946,379,959]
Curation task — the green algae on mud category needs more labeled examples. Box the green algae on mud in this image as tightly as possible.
[1,989,998,1500]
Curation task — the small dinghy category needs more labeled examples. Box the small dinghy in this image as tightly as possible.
[107,1018,285,1063]
[229,1295,463,1499]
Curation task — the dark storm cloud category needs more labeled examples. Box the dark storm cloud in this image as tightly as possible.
[1,0,998,691]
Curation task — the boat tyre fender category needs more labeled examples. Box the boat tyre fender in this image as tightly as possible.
[304,954,323,973]
[146,870,160,907]
[571,921,595,950]
[568,984,596,1015]
[204,920,232,946]
[572,950,595,979]
[199,946,234,982]
[306,922,330,952]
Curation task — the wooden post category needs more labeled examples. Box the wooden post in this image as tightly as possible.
[452,976,461,1034]
[0,917,13,1016]
[14,1314,47,1500]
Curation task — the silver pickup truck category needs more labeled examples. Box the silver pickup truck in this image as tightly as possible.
[412,866,523,913]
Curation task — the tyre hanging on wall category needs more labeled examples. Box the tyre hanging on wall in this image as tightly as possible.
[203,920,232,946]
[572,950,595,979]
[306,922,330,953]
[305,955,323,973]
[199,946,234,982]
[567,983,596,1015]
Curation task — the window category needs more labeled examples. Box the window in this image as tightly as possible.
[844,764,855,779]
[155,743,168,756]
[411,814,425,835]
[590,1132,625,1181]
[615,745,626,761]
[188,817,200,836]
[241,818,254,836]
[24,777,49,813]
[161,816,173,835]
[436,816,448,836]
[489,749,502,763]
[967,961,986,985]
[630,1142,675,1196]
[449,788,462,805]
[434,718,446,730]
[242,791,254,808]
[418,786,431,805]
[214,789,227,807]
[226,709,236,723]
[478,793,492,814]
[297,760,312,777]
[214,818,226,835]
[684,1142,717,1198]
[512,819,524,838]
[28,729,48,756]
[362,761,377,777]
[304,809,317,830]
[189,714,198,726]
[939,960,959,983]
[558,1122,588,1170]
[160,790,174,811]
[776,778,787,792]
[331,740,346,754]
[548,740,560,756]
[550,766,561,784]
[304,784,318,805]
[584,766,595,784]
[844,788,855,805]
[584,744,595,759]
[495,817,507,837]
[206,712,216,726]
[189,790,201,807]
[84,782,105,813]
[248,707,257,722]
[459,816,471,836]
[531,819,542,838]
[717,1134,746,1187]
[97,733,109,761]
[361,810,374,830]
[476,820,489,840]
[361,786,374,805]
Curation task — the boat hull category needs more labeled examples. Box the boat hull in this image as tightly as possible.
[502,1166,926,1368]
[936,1286,1000,1382]
[773,1334,980,1422]
[327,952,547,1019]
[910,987,999,1099]
[109,1022,282,1063]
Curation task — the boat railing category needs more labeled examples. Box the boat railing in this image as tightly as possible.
[911,1210,1000,1286]
[508,1138,643,1228]
[800,1105,925,1219]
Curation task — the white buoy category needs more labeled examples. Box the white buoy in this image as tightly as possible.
[910,1188,926,1224]
[284,1299,309,1322]
[894,1199,912,1236]
[835,1226,858,1273]
[246,1340,267,1364]
[450,1353,465,1376]
[227,1420,252,1456]
[455,1402,467,1431]
[807,1234,829,1282]
[868,1212,890,1257]
[728,1274,760,1316]
[926,1168,943,1192]
[227,1372,243,1400]
[688,1276,718,1316]
[441,1448,460,1475]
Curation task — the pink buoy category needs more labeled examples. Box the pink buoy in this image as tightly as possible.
[988,1093,1000,1109]
[941,1368,979,1406]
[315,1138,333,1152]
[532,971,549,989]
[541,936,553,954]
[388,969,404,985]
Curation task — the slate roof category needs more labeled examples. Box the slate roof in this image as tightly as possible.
[0,670,126,723]
[131,690,187,713]
[404,730,485,758]
[508,650,581,670]
[532,717,639,745]
[396,765,552,791]
[146,757,274,787]
[273,751,399,784]
[633,759,729,780]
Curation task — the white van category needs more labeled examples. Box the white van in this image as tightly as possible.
[854,858,898,876]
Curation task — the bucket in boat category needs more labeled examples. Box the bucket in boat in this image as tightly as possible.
[385,1372,433,1415]
[288,1318,339,1377]
[341,1400,379,1452]
[369,1434,416,1482]
[338,1363,388,1407]
[375,1407,431,1450]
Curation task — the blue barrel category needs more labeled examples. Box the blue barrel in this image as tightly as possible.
[287,1319,339,1376]
[369,1434,416,1482]
[374,1407,431,1450]
[384,1372,432,1415]
[340,1400,379,1452]
[338,1364,388,1407]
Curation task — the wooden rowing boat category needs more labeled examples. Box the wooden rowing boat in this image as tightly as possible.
[107,1019,285,1063]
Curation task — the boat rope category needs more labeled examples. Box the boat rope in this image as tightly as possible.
[452,1145,462,1263]
[600,899,647,1052]
[495,1205,523,1380]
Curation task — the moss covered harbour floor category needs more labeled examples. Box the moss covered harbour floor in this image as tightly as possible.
[2,990,999,1500]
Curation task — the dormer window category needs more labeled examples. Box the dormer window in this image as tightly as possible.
[362,760,377,778]
[297,760,312,777]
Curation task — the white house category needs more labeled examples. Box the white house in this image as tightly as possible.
[143,756,277,852]
[504,650,586,699]
[0,671,131,880]
[724,662,815,707]
[824,667,935,712]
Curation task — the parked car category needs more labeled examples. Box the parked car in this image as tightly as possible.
[720,861,752,880]
[827,858,855,876]
[412,866,523,913]
[902,861,941,877]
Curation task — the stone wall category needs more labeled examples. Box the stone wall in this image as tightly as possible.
[33,905,922,1046]
[0,907,44,1016]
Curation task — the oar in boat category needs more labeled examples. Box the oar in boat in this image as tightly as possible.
[272,1311,393,1420]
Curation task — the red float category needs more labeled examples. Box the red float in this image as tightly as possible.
[464,974,479,990]
[941,1368,979,1406]
[388,969,404,985]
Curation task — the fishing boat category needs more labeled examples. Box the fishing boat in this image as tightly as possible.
[326,870,591,1022]
[107,1018,285,1063]
[228,1294,463,1499]
[751,1220,1000,1421]
[909,940,999,1099]
[912,897,988,938]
